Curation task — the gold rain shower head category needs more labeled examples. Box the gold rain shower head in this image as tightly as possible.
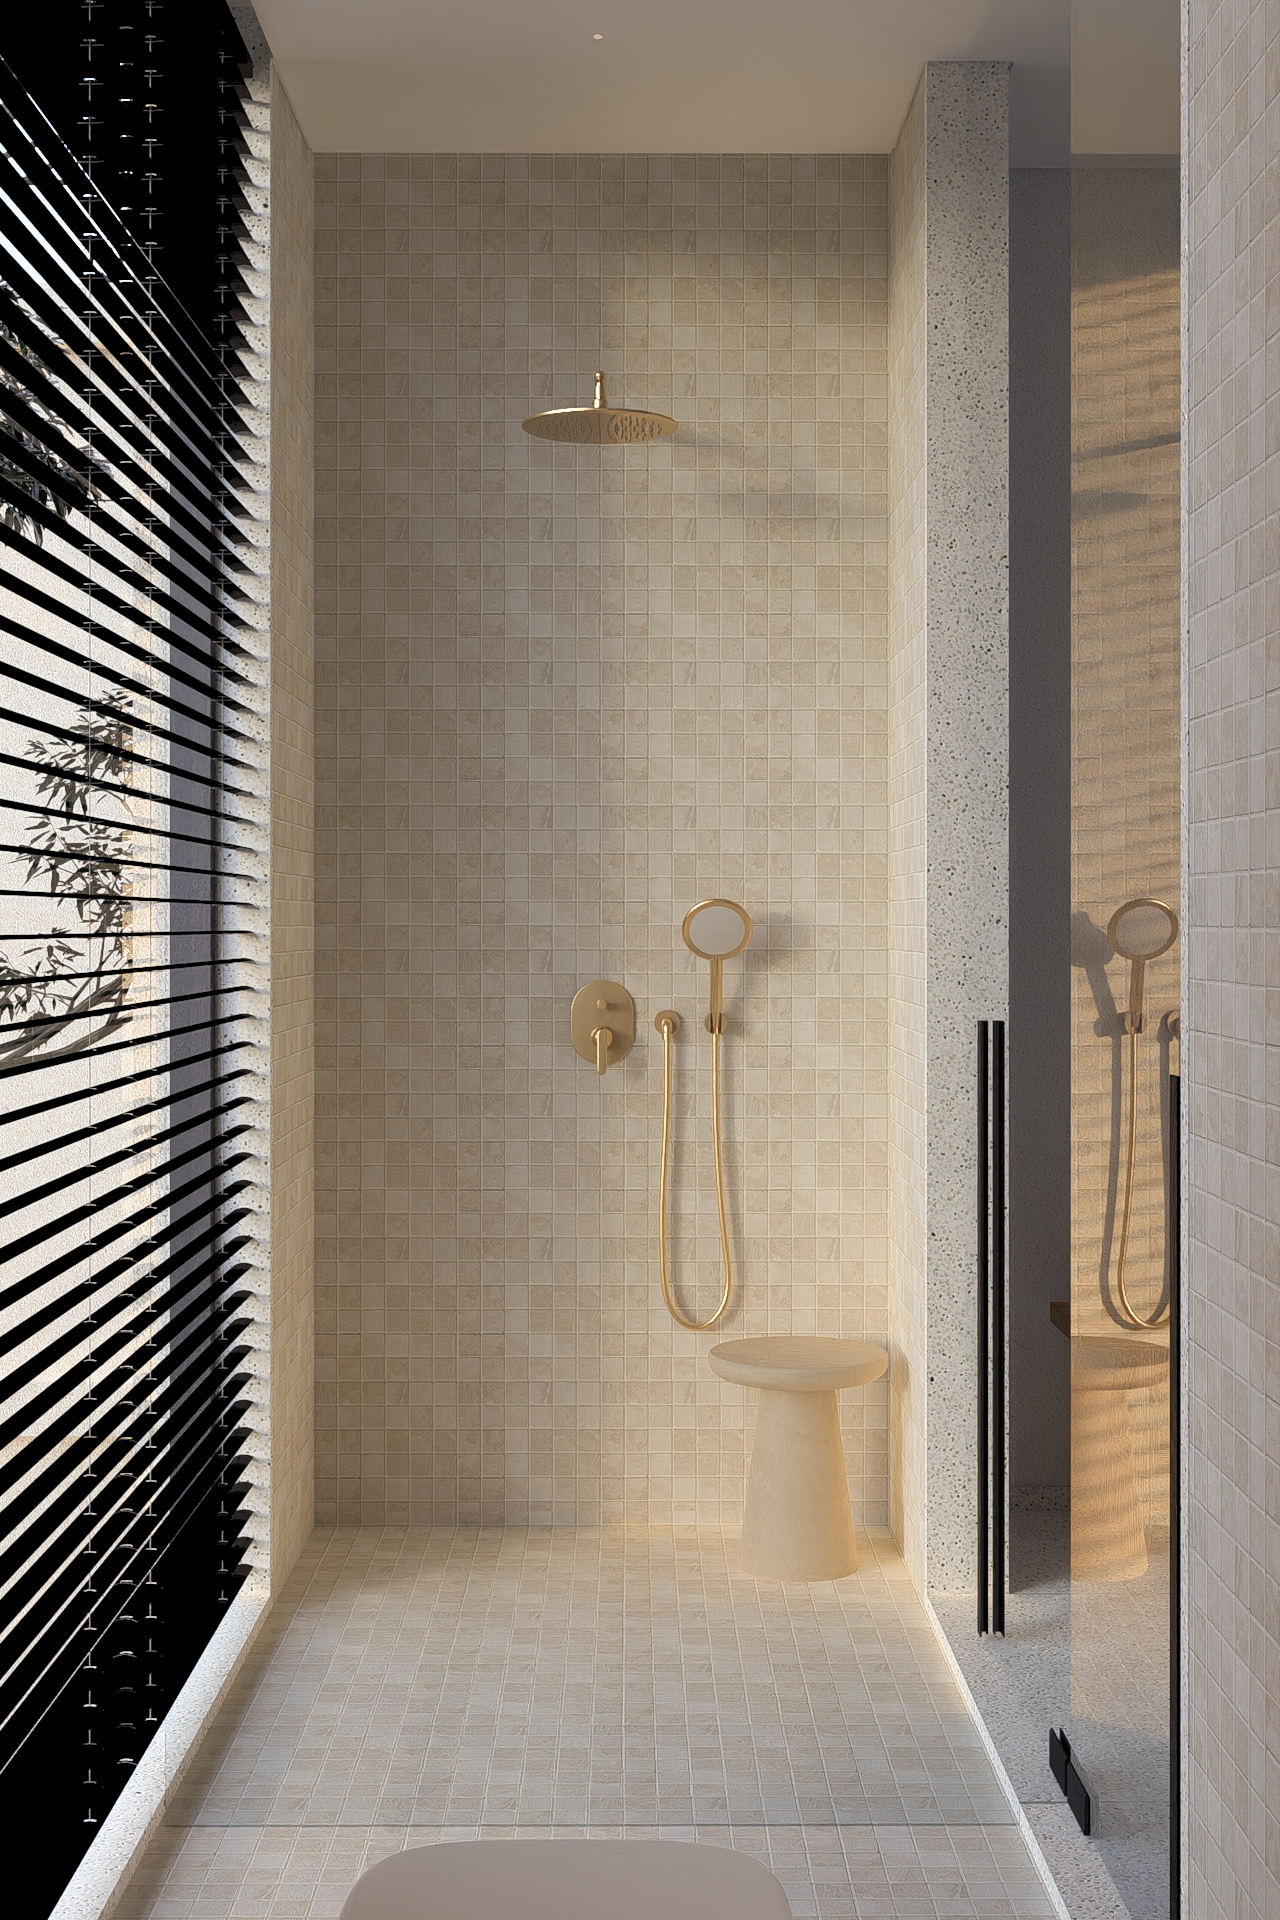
[522,371,678,445]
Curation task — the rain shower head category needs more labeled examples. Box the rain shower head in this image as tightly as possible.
[522,371,678,445]
[1107,897,1178,1033]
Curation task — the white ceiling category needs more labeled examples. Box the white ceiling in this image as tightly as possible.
[250,0,1178,159]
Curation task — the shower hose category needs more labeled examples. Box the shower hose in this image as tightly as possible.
[655,1011,733,1331]
[1112,1022,1170,1329]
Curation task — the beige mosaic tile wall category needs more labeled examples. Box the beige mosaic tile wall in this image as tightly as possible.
[1185,1,1280,1912]
[314,152,890,1527]
[268,79,316,1585]
[1069,170,1179,1525]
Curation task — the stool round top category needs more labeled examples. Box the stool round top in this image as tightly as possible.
[709,1336,887,1393]
[1072,1334,1169,1391]
[339,1839,792,1920]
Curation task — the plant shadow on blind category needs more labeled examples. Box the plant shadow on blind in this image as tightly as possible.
[0,8,266,1910]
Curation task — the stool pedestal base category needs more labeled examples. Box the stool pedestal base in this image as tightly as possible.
[740,1387,858,1581]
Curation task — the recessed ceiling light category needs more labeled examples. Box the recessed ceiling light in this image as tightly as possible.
[593,33,604,40]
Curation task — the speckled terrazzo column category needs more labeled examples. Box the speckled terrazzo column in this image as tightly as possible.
[888,63,1010,1593]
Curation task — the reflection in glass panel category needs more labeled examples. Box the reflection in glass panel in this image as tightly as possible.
[1068,164,1180,1920]
[930,160,1180,1920]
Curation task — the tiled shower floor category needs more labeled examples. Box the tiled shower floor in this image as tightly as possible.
[117,1527,1058,1918]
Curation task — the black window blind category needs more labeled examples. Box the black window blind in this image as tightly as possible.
[0,9,265,1907]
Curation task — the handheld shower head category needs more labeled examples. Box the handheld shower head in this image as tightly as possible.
[1106,897,1179,1033]
[656,900,754,1333]
[682,899,753,1033]
[1105,896,1179,1331]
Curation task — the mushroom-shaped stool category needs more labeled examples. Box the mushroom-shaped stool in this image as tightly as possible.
[709,1336,887,1580]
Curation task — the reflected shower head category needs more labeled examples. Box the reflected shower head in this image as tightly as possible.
[682,899,752,1032]
[1107,898,1179,964]
[1107,897,1178,1033]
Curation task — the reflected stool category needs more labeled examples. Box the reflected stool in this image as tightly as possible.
[1071,1334,1169,1582]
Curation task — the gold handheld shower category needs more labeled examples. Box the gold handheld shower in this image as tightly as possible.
[1106,897,1179,1330]
[654,900,753,1332]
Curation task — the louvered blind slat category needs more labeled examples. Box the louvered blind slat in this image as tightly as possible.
[0,8,265,1903]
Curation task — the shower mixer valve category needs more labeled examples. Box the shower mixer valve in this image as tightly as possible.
[570,980,635,1075]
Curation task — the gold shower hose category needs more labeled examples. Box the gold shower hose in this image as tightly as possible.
[1112,1022,1170,1329]
[655,1011,732,1330]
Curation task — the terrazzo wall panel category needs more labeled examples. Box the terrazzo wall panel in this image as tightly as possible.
[887,64,1010,1593]
[1185,1,1280,1913]
[887,80,928,1588]
[920,64,1010,1593]
[267,77,317,1586]
[313,153,891,1527]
